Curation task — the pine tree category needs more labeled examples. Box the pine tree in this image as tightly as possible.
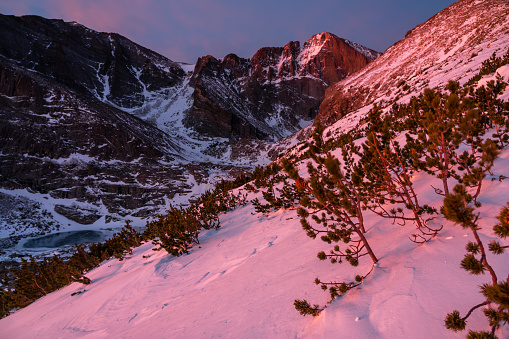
[402,79,508,202]
[403,83,463,197]
[148,205,201,256]
[444,201,509,337]
[282,124,378,315]
[360,105,440,242]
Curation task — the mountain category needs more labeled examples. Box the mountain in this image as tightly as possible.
[316,0,509,126]
[0,15,185,108]
[0,14,379,255]
[0,17,195,240]
[0,14,379,143]
[186,32,379,140]
[1,0,509,337]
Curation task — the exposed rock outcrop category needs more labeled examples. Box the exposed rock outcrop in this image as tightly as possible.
[186,32,380,140]
[54,205,101,225]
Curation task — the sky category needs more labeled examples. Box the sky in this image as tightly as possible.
[0,0,457,63]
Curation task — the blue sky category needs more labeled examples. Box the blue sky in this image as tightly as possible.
[0,0,456,63]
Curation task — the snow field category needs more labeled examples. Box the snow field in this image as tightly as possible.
[1,146,508,338]
[2,1,509,336]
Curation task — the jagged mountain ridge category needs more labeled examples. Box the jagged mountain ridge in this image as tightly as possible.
[186,32,380,140]
[316,0,509,126]
[0,13,379,253]
[0,14,185,109]
[0,14,380,143]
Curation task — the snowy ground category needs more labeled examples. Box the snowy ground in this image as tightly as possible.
[0,161,250,262]
[1,144,508,338]
[2,1,509,335]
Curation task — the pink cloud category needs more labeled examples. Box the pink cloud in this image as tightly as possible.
[46,0,142,32]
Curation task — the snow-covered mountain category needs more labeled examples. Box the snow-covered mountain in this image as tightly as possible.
[1,0,509,336]
[145,31,379,142]
[0,14,378,254]
[317,0,509,126]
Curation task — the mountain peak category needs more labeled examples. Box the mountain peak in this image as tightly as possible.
[302,32,381,61]
[301,32,341,57]
[186,32,379,140]
[316,0,509,126]
[307,32,339,43]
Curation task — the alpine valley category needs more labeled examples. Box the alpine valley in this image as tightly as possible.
[0,13,379,258]
[1,0,509,337]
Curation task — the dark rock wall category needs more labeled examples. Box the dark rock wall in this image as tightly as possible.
[186,32,378,140]
[0,14,185,109]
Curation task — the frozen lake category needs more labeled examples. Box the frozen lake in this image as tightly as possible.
[23,230,106,249]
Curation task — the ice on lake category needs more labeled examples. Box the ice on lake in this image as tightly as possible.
[23,230,105,249]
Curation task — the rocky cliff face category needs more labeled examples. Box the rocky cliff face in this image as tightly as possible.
[0,14,379,241]
[186,32,380,140]
[0,57,195,221]
[0,15,218,236]
[316,0,509,126]
[0,15,185,109]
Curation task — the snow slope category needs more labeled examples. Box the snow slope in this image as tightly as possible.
[318,0,509,132]
[1,143,509,338]
[342,0,509,100]
[321,0,509,142]
[2,1,509,337]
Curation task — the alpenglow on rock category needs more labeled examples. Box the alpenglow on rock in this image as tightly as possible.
[186,32,380,141]
[316,0,509,126]
[0,14,380,233]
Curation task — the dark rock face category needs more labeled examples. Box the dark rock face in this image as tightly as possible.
[316,86,370,126]
[0,15,380,227]
[54,205,101,225]
[0,14,184,109]
[0,60,193,218]
[186,32,380,141]
[0,65,181,162]
[0,14,198,224]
